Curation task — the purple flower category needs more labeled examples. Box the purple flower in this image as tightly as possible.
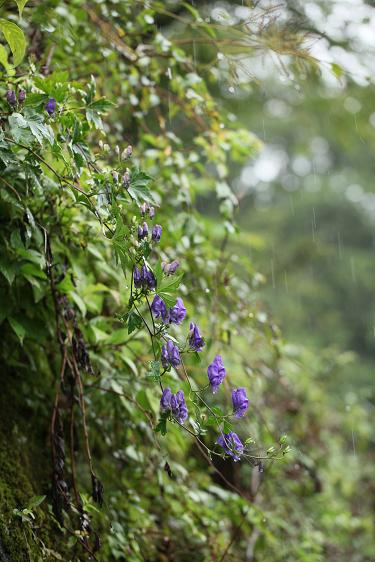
[6,91,17,106]
[217,432,244,461]
[140,202,148,216]
[18,90,26,103]
[149,206,155,219]
[160,388,188,424]
[152,224,162,243]
[169,297,186,325]
[138,222,149,240]
[140,264,148,286]
[232,388,249,418]
[173,390,188,423]
[162,260,180,275]
[189,322,205,352]
[160,388,172,411]
[133,266,142,288]
[146,269,156,290]
[45,97,56,115]
[151,295,169,323]
[207,355,226,393]
[161,340,181,369]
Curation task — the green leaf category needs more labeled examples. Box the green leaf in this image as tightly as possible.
[27,495,46,510]
[155,416,167,436]
[105,328,130,345]
[0,19,26,66]
[223,420,233,434]
[127,311,143,335]
[128,170,156,205]
[8,316,26,344]
[0,259,17,285]
[147,360,161,381]
[15,0,29,17]
[25,111,54,145]
[8,113,33,144]
[136,389,152,410]
[0,43,14,75]
[331,62,343,78]
[88,98,115,112]
[158,274,184,306]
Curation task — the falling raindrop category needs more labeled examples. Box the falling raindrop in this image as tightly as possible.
[284,270,288,292]
[270,259,276,289]
[337,231,343,259]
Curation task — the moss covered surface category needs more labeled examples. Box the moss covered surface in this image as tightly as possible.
[0,357,66,561]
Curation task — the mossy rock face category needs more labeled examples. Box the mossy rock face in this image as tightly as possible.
[0,358,67,561]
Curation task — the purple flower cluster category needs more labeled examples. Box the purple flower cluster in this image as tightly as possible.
[160,388,188,424]
[151,295,186,325]
[133,265,156,291]
[207,355,226,393]
[138,222,162,243]
[132,202,248,463]
[140,202,155,218]
[161,340,181,369]
[217,432,244,462]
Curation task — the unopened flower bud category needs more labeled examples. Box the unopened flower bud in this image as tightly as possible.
[99,140,104,149]
[18,90,26,103]
[103,143,110,152]
[6,90,17,106]
[121,145,133,159]
[122,171,130,187]
[140,202,148,216]
[111,170,119,182]
[149,206,155,219]
[115,145,120,155]
[162,260,180,275]
[133,266,142,288]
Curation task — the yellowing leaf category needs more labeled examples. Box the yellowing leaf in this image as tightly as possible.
[15,0,29,18]
[0,19,26,66]
[0,43,15,75]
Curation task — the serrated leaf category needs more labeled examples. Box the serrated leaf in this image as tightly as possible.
[127,170,156,205]
[88,98,115,112]
[8,112,33,144]
[147,360,161,381]
[0,19,26,66]
[155,416,167,436]
[127,311,143,334]
[158,273,184,293]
